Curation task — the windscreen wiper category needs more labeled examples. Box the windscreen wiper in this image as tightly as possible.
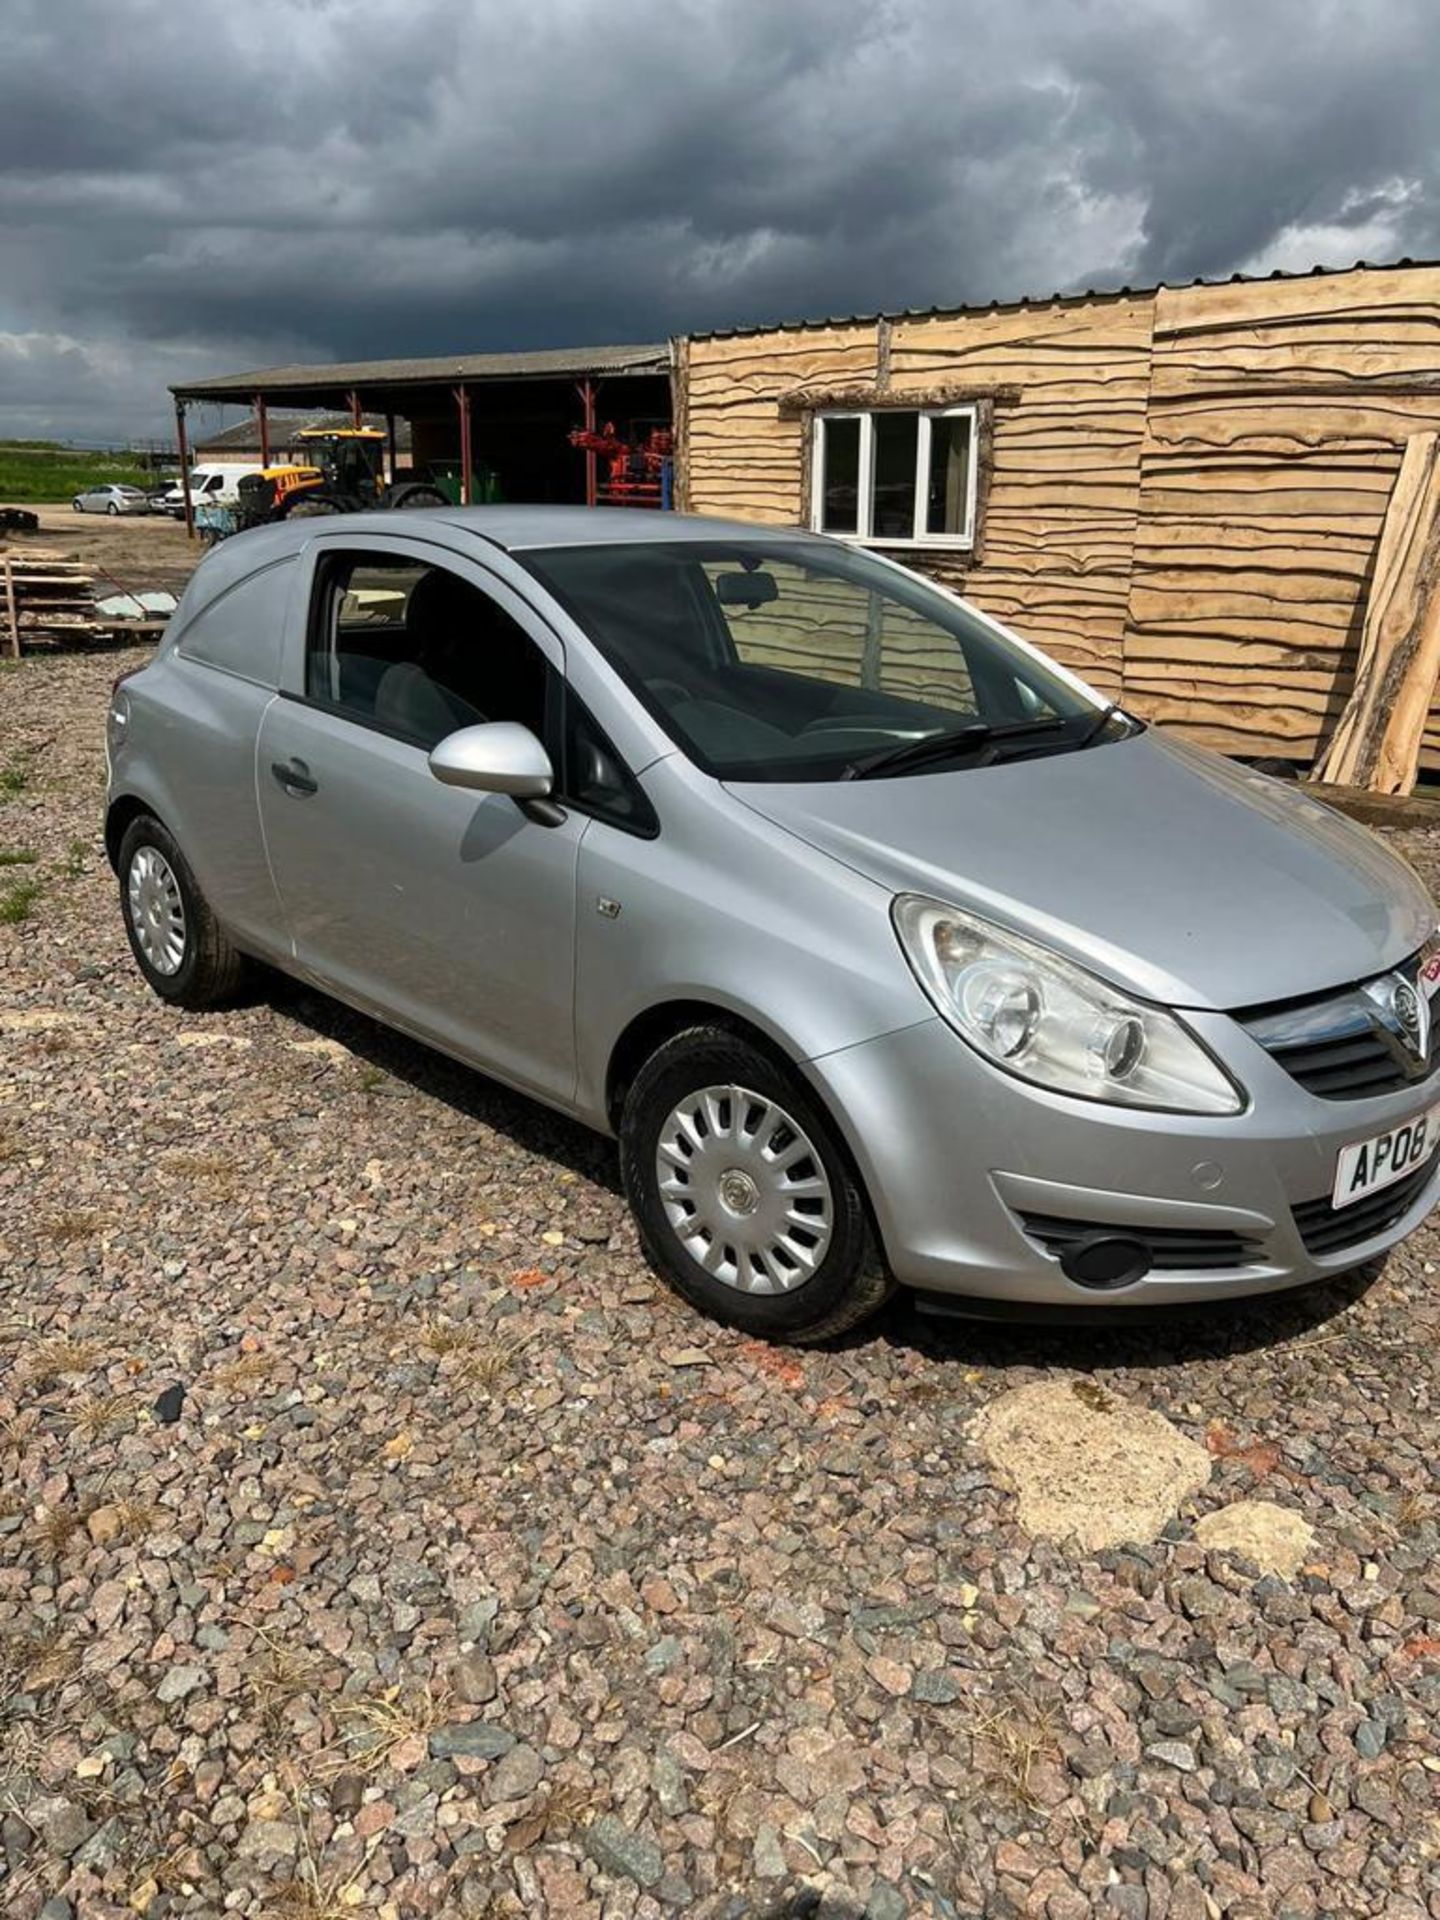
[1075,700,1125,748]
[843,716,1068,780]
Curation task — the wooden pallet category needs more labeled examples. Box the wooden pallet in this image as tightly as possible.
[1,548,97,657]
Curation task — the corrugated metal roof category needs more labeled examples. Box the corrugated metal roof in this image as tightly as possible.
[683,257,1440,343]
[174,341,669,401]
[194,411,415,452]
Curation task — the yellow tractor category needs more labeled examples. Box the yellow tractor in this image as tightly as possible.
[237,427,449,525]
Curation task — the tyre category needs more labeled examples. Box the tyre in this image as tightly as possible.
[619,1024,894,1343]
[72,499,82,512]
[385,482,450,510]
[107,502,119,515]
[276,490,347,519]
[118,814,247,1010]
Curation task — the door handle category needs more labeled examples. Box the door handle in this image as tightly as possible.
[271,758,318,797]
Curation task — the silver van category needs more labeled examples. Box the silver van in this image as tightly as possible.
[106,509,1439,1340]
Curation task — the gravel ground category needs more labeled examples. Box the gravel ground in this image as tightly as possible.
[2,647,1439,1920]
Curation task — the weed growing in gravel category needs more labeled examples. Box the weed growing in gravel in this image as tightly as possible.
[166,1149,244,1198]
[0,762,29,797]
[109,1498,163,1543]
[244,1628,330,1735]
[455,1328,536,1396]
[962,1681,1065,1812]
[0,875,40,923]
[30,1505,86,1564]
[0,1623,80,1699]
[0,1123,19,1164]
[270,1782,377,1920]
[41,1207,108,1245]
[0,848,36,866]
[415,1314,477,1359]
[61,837,86,880]
[64,1389,139,1440]
[210,1350,277,1390]
[354,1063,388,1098]
[20,1332,102,1381]
[331,1683,452,1777]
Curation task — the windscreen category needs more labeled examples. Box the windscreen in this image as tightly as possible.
[522,537,1115,782]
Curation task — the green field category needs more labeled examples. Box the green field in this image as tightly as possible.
[0,441,157,504]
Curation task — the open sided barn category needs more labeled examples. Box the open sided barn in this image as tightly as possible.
[170,341,672,522]
[674,260,1440,781]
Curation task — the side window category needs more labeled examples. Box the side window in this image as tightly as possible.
[177,557,295,688]
[562,694,657,835]
[305,551,552,753]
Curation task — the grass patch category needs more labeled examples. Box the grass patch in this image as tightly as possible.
[210,1350,277,1391]
[412,1316,535,1396]
[0,763,29,797]
[61,838,87,880]
[0,849,36,867]
[64,1390,139,1441]
[244,1628,330,1735]
[20,1332,102,1381]
[331,1684,451,1779]
[0,877,41,924]
[41,1207,107,1245]
[0,441,154,503]
[31,1505,87,1564]
[0,1622,80,1696]
[961,1682,1065,1812]
[165,1149,244,1199]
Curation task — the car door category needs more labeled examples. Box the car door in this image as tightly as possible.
[255,535,587,1106]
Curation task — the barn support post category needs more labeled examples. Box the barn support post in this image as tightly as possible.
[455,386,473,504]
[348,389,364,429]
[385,412,398,486]
[256,395,270,468]
[174,399,194,538]
[578,379,597,507]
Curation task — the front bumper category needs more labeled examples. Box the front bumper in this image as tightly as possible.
[808,1014,1440,1306]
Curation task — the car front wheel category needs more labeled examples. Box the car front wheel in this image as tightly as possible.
[118,814,247,1010]
[619,1024,894,1344]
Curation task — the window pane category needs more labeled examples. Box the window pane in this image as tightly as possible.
[871,412,918,539]
[307,554,548,749]
[178,557,294,687]
[818,416,860,533]
[926,414,972,537]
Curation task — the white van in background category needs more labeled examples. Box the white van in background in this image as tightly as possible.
[158,464,253,517]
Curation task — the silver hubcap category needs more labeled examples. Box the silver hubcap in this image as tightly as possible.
[655,1083,834,1293]
[127,846,186,976]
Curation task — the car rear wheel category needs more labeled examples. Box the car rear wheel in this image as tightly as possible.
[107,502,119,515]
[619,1024,894,1343]
[118,814,247,1010]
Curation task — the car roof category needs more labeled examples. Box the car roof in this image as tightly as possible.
[178,508,828,620]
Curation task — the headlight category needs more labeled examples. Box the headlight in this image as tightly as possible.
[893,895,1244,1114]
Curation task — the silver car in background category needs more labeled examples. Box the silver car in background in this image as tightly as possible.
[106,508,1440,1342]
[73,482,149,515]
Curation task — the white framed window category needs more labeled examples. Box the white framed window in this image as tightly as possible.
[810,406,978,548]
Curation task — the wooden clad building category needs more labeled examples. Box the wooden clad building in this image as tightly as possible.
[674,261,1440,772]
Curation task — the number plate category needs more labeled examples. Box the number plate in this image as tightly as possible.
[1332,1107,1440,1209]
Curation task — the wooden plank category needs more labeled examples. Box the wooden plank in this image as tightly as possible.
[3,558,19,660]
[1311,433,1440,792]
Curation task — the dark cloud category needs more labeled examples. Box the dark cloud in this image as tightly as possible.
[3,0,1439,439]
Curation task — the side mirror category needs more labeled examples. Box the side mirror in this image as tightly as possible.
[429,722,554,798]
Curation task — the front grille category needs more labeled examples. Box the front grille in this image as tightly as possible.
[1292,1154,1439,1257]
[1018,1211,1263,1273]
[1240,957,1439,1102]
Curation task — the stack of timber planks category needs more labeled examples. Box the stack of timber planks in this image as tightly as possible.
[1,547,97,657]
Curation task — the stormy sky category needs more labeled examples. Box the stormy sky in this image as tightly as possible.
[4,0,1440,443]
